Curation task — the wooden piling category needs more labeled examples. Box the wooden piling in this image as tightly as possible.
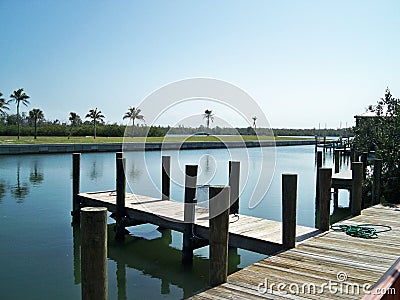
[282,174,297,249]
[81,207,108,300]
[361,152,368,179]
[209,186,230,287]
[72,153,81,224]
[318,168,332,231]
[315,151,323,206]
[116,152,123,159]
[182,165,198,264]
[323,136,326,152]
[334,149,340,174]
[372,159,382,205]
[116,157,126,241]
[314,136,318,152]
[351,162,363,216]
[162,156,171,200]
[229,161,240,214]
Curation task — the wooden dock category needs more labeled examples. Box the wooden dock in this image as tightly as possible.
[78,191,319,255]
[189,204,400,299]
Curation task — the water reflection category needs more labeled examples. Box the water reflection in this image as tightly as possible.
[29,160,44,186]
[11,161,29,203]
[72,224,241,299]
[0,181,6,203]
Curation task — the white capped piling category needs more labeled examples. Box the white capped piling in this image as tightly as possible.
[116,157,126,241]
[81,207,108,300]
[351,162,363,216]
[318,168,332,231]
[228,161,240,214]
[209,186,230,287]
[182,165,198,264]
[72,153,81,224]
[372,159,382,205]
[162,156,171,200]
[282,174,298,249]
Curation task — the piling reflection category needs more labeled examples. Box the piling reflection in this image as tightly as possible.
[11,161,29,203]
[0,181,6,203]
[72,223,242,299]
[29,160,44,186]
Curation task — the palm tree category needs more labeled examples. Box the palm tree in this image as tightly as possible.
[0,92,10,117]
[123,106,145,126]
[68,112,81,139]
[28,108,44,139]
[203,109,214,129]
[252,116,257,130]
[9,88,30,139]
[85,108,105,139]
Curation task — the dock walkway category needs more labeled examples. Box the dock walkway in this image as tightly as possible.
[78,191,319,255]
[189,204,400,299]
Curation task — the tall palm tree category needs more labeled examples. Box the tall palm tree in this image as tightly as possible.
[123,106,145,126]
[9,88,30,139]
[28,108,44,139]
[252,116,257,130]
[68,112,81,139]
[203,109,214,129]
[85,108,105,139]
[0,92,10,117]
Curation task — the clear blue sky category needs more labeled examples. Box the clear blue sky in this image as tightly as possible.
[1,0,399,128]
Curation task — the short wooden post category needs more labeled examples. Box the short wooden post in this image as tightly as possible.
[182,165,198,264]
[81,207,108,300]
[318,168,332,231]
[334,149,340,174]
[351,162,363,216]
[116,157,126,241]
[209,186,230,287]
[162,156,171,200]
[282,174,297,249]
[229,161,240,214]
[372,159,382,205]
[72,153,81,224]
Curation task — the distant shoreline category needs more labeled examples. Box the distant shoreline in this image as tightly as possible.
[0,140,315,155]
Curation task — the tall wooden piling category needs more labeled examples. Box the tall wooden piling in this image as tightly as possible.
[162,156,171,200]
[72,153,81,224]
[334,149,340,173]
[116,157,126,241]
[182,165,198,264]
[323,136,326,152]
[315,151,323,206]
[372,159,382,205]
[318,168,331,231]
[351,162,363,216]
[282,174,297,249]
[361,152,368,179]
[229,161,240,214]
[209,186,230,287]
[81,207,108,300]
[314,136,318,152]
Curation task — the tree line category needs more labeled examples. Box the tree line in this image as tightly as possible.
[1,88,353,139]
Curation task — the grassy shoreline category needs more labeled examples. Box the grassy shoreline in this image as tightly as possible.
[0,135,313,145]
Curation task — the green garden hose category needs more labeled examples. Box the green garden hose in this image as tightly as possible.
[330,224,392,239]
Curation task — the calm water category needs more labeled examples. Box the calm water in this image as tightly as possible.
[0,145,350,299]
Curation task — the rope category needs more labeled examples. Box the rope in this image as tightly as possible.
[330,224,392,239]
